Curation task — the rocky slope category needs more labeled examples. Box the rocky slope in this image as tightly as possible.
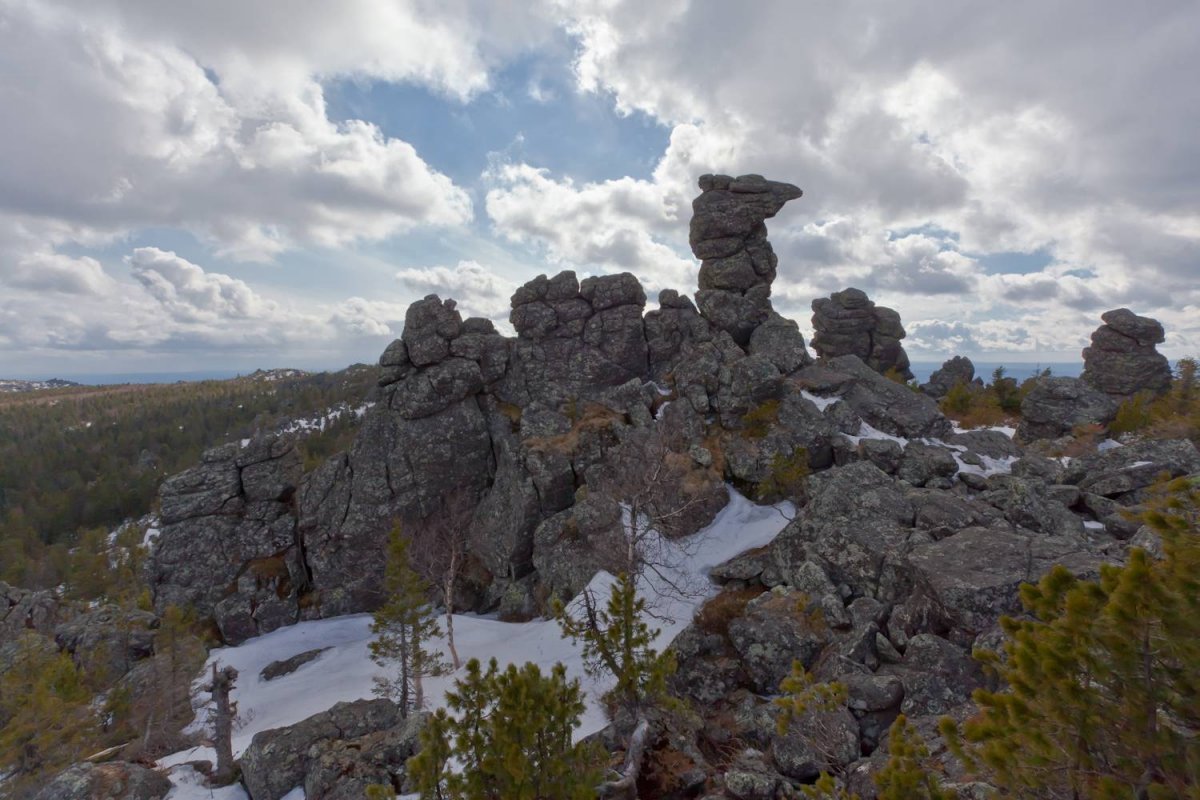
[9,174,1196,799]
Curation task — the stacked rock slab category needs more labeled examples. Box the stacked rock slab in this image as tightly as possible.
[689,173,803,346]
[1081,308,1172,399]
[148,436,303,644]
[300,295,500,619]
[501,270,649,407]
[811,288,913,380]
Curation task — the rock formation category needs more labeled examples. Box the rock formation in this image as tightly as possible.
[240,699,422,800]
[147,436,304,644]
[1081,308,1172,400]
[30,762,171,800]
[921,355,976,398]
[811,288,913,379]
[24,170,1200,799]
[689,173,803,346]
[1016,376,1118,442]
[504,270,649,406]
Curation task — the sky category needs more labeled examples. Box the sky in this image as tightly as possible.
[1,0,1198,377]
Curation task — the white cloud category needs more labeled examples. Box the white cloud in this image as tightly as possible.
[0,0,487,263]
[3,0,1200,371]
[329,297,405,338]
[484,0,1200,356]
[128,247,272,322]
[485,163,695,291]
[396,260,516,321]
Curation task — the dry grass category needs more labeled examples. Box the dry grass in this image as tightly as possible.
[496,401,523,431]
[694,586,764,639]
[741,399,780,439]
[1049,423,1107,458]
[641,744,701,797]
[244,554,292,599]
[524,402,625,454]
[703,430,728,475]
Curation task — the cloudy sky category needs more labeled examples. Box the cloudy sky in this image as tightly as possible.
[2,0,1197,377]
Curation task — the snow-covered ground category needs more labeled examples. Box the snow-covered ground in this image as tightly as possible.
[239,401,374,448]
[161,487,792,799]
[807,391,1020,479]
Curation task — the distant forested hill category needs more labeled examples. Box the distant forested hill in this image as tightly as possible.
[0,365,376,588]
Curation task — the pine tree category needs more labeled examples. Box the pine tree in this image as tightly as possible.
[553,573,676,795]
[941,476,1200,798]
[776,665,950,800]
[370,523,446,716]
[408,658,603,800]
[774,661,847,734]
[0,633,99,787]
[553,572,675,715]
[874,714,951,800]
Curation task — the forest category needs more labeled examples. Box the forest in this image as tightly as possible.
[0,367,377,589]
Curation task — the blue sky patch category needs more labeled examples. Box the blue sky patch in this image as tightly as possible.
[972,248,1054,275]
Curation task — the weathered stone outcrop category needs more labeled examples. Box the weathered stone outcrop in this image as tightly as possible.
[32,762,171,800]
[501,270,648,407]
[921,355,976,398]
[1081,308,1172,399]
[1016,376,1118,442]
[811,288,913,379]
[728,588,833,693]
[905,526,1106,642]
[768,461,916,602]
[644,289,714,382]
[54,606,157,680]
[1,581,76,645]
[796,355,951,439]
[1063,438,1200,503]
[689,174,804,346]
[148,436,303,644]
[239,699,416,800]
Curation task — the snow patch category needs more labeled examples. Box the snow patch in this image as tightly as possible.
[165,765,249,800]
[160,487,791,780]
[1097,439,1124,452]
[952,453,1019,478]
[800,390,839,411]
[841,421,909,448]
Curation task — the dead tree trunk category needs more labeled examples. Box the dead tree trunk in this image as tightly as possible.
[444,546,461,669]
[598,716,651,798]
[209,663,239,786]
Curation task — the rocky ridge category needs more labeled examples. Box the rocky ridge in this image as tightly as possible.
[14,173,1195,799]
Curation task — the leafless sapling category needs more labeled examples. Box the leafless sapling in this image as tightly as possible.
[407,489,475,670]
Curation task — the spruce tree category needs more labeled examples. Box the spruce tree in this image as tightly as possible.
[408,657,602,800]
[370,523,445,716]
[941,476,1200,798]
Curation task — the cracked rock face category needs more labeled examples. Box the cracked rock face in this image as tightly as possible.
[502,270,649,407]
[1016,376,1118,442]
[811,288,913,380]
[689,173,804,346]
[148,437,304,644]
[1081,307,1172,400]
